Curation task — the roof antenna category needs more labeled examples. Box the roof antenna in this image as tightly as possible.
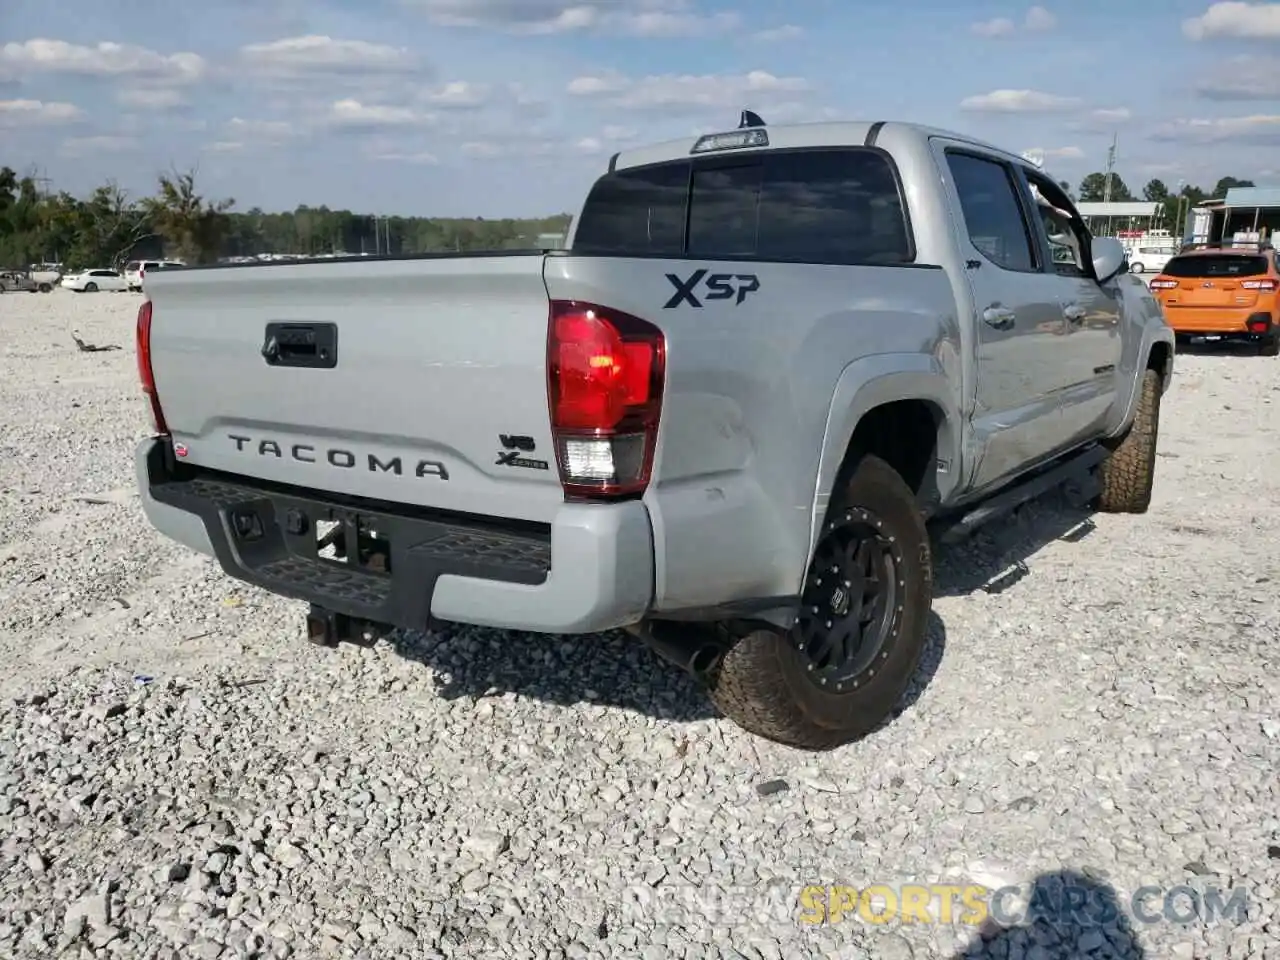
[739,109,765,129]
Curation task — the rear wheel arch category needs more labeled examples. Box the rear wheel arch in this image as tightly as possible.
[810,363,958,555]
[1147,340,1172,384]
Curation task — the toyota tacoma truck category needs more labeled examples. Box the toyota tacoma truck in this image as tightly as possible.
[134,115,1174,750]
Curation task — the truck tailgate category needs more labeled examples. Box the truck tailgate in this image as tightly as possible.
[144,255,565,523]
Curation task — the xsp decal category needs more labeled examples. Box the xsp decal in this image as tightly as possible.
[664,269,761,309]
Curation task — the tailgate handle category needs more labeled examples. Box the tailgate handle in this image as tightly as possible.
[262,323,338,369]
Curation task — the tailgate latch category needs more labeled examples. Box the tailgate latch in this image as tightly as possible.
[261,322,338,369]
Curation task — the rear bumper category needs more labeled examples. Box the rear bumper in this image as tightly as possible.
[136,437,653,635]
[1163,308,1274,336]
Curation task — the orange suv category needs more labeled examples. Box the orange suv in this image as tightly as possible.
[1149,244,1280,355]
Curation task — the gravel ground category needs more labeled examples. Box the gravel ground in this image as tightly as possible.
[1,291,1277,960]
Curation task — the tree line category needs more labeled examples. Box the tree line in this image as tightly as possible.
[0,165,574,271]
[1070,172,1257,228]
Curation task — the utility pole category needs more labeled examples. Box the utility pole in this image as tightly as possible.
[1102,132,1117,236]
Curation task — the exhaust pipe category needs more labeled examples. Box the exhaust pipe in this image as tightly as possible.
[626,621,727,682]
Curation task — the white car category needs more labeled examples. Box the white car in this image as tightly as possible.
[123,259,184,291]
[61,269,130,293]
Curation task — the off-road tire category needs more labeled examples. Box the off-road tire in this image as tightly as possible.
[1260,332,1280,357]
[705,454,933,750]
[1095,368,1161,514]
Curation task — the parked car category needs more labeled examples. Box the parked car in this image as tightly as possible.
[0,270,39,293]
[124,259,184,291]
[133,114,1175,749]
[61,269,130,293]
[28,263,62,289]
[1148,243,1280,355]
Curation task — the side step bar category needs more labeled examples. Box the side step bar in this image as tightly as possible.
[928,444,1105,544]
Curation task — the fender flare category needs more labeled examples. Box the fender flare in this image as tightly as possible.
[1105,322,1175,441]
[806,353,961,566]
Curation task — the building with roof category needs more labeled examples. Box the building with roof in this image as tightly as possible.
[1186,187,1280,246]
[1075,202,1164,236]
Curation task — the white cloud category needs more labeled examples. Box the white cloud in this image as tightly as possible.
[373,150,440,164]
[1195,56,1280,98]
[959,89,1080,113]
[0,39,204,83]
[461,140,505,158]
[406,0,739,36]
[972,17,1016,36]
[1091,107,1132,122]
[601,124,638,142]
[576,136,603,154]
[326,98,431,129]
[752,24,804,41]
[1024,5,1057,30]
[117,88,187,109]
[58,135,138,157]
[1150,114,1280,144]
[226,117,298,141]
[204,141,245,153]
[459,137,557,159]
[239,36,420,76]
[0,98,82,125]
[971,7,1056,37]
[423,81,488,109]
[617,10,740,36]
[1183,1,1280,39]
[567,70,811,112]
[1022,145,1085,160]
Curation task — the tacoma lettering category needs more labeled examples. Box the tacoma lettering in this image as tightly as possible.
[227,434,448,480]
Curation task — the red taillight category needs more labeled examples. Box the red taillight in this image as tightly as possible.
[547,300,665,498]
[1248,319,1271,333]
[1242,278,1277,291]
[135,299,168,435]
[1149,278,1178,290]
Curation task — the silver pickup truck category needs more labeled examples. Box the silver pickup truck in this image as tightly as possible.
[135,115,1174,749]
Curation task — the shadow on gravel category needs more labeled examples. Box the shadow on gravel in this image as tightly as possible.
[931,486,1096,599]
[949,869,1147,959]
[383,611,947,731]
[387,624,719,722]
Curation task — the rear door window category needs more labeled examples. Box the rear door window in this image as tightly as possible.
[572,161,690,256]
[1162,254,1269,277]
[573,148,914,264]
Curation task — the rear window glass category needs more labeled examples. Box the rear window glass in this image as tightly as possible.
[572,161,689,256]
[1162,254,1269,277]
[573,148,913,265]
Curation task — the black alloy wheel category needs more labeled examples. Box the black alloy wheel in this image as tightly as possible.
[793,507,902,692]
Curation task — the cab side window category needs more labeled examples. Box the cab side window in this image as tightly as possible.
[945,152,1038,272]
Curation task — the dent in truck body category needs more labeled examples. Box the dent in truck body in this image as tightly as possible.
[543,253,962,623]
[135,117,1177,647]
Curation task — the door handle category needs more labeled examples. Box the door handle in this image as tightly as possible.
[1064,304,1086,324]
[982,306,1016,330]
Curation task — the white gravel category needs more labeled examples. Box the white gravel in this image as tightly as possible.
[1,291,1277,960]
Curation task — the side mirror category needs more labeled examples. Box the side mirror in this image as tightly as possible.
[1091,236,1127,283]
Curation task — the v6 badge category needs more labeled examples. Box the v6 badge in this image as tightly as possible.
[495,434,548,471]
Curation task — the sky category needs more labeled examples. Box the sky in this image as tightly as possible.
[3,0,1280,218]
